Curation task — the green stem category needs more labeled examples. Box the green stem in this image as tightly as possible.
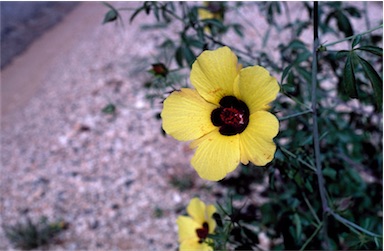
[302,192,322,225]
[281,91,312,110]
[322,24,383,48]
[279,109,313,121]
[279,146,316,172]
[300,222,324,251]
[312,2,331,249]
[330,211,382,238]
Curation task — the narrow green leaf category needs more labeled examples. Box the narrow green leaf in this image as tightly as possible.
[232,24,244,37]
[336,50,350,59]
[129,6,145,23]
[296,66,311,83]
[336,11,353,37]
[293,213,302,242]
[281,65,293,84]
[182,45,196,68]
[351,34,361,48]
[262,27,271,47]
[344,6,361,18]
[202,19,225,29]
[144,2,151,14]
[357,55,383,107]
[287,71,295,85]
[103,9,118,24]
[294,51,311,64]
[355,45,383,56]
[185,37,204,49]
[343,53,358,98]
[102,103,116,114]
[286,39,308,52]
[153,3,160,21]
[175,47,184,67]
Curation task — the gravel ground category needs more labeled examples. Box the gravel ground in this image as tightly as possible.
[1,2,204,250]
[1,2,382,250]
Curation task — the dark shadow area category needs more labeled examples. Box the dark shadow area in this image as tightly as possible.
[1,2,79,69]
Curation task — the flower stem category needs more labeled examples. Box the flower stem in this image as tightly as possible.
[278,109,312,121]
[321,24,383,48]
[329,211,382,238]
[311,2,331,249]
[279,146,316,172]
[300,222,323,251]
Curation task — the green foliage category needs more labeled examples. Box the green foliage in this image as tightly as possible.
[170,174,194,192]
[103,1,382,250]
[3,216,68,250]
[102,103,116,114]
[337,43,383,108]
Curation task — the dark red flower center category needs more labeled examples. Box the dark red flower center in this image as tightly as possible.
[196,222,209,243]
[211,96,250,136]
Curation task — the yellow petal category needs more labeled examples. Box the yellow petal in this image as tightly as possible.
[238,66,279,114]
[190,47,239,104]
[180,239,213,251]
[205,205,217,234]
[239,111,279,165]
[187,198,207,224]
[177,216,201,242]
[190,130,240,181]
[161,88,217,141]
[198,8,214,20]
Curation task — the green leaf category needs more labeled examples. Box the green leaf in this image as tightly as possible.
[294,51,311,64]
[357,55,383,108]
[296,66,311,83]
[293,213,302,242]
[351,35,361,48]
[323,167,337,180]
[344,6,361,18]
[281,65,293,84]
[175,46,184,67]
[185,38,204,49]
[129,6,145,23]
[287,71,295,85]
[102,103,116,114]
[336,11,353,37]
[232,23,244,37]
[285,39,308,52]
[355,45,383,56]
[103,9,118,24]
[343,53,358,98]
[336,50,350,59]
[182,45,196,68]
[262,27,271,47]
[212,213,223,228]
[201,18,225,31]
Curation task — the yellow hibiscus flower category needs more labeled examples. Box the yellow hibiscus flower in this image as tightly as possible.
[198,2,224,34]
[161,46,279,181]
[177,197,217,251]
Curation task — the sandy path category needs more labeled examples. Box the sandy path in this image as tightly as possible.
[1,3,105,117]
[0,2,202,249]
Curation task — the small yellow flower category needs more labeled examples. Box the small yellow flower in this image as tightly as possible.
[177,198,217,251]
[198,2,224,33]
[161,46,279,181]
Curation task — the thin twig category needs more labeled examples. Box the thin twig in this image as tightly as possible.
[278,109,313,121]
[300,222,324,251]
[279,146,316,172]
[302,192,322,225]
[311,2,331,249]
[329,211,382,238]
[321,24,383,48]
